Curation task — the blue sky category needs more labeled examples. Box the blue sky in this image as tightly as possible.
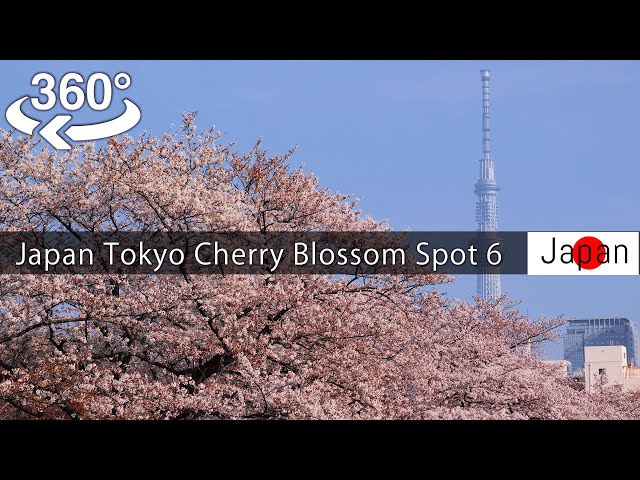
[2,60,640,359]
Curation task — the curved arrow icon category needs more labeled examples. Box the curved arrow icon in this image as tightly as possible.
[66,99,141,141]
[5,96,40,135]
[5,97,141,150]
[40,115,72,150]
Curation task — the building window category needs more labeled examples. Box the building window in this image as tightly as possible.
[599,368,606,375]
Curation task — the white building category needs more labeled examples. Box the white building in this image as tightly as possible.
[584,345,640,393]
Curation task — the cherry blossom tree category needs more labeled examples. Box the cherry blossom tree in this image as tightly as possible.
[0,115,621,419]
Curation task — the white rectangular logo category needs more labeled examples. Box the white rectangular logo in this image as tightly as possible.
[527,232,639,275]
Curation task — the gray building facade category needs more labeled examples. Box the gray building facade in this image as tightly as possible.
[563,318,640,375]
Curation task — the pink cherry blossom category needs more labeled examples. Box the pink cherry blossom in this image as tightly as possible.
[0,116,624,419]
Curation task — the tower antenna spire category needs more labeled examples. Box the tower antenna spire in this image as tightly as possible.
[475,70,501,300]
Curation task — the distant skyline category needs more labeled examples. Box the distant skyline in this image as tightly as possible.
[2,60,640,359]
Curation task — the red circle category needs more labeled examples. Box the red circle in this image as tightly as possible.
[572,236,604,270]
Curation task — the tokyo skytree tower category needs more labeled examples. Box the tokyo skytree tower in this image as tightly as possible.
[474,70,501,300]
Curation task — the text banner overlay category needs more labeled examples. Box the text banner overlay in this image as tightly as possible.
[0,231,638,275]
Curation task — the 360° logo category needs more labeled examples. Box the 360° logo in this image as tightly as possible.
[5,72,141,150]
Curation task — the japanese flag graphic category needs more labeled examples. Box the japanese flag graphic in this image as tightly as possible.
[527,232,639,275]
